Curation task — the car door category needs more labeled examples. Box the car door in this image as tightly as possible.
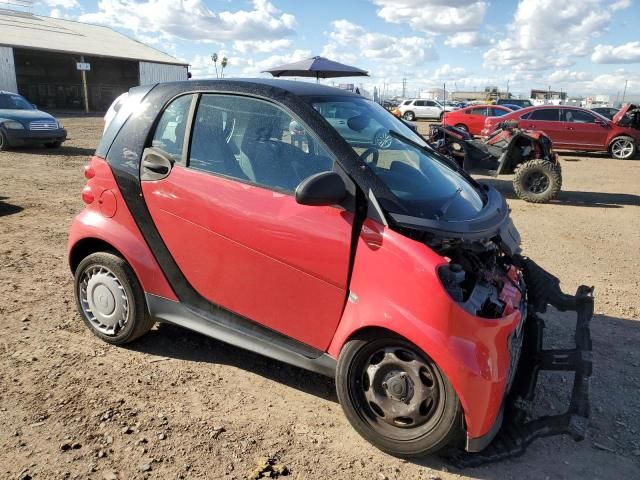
[141,93,354,350]
[561,108,610,149]
[425,100,441,119]
[412,100,426,118]
[520,108,564,145]
[467,107,489,134]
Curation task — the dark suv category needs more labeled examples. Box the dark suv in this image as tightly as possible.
[496,98,533,109]
[0,91,67,150]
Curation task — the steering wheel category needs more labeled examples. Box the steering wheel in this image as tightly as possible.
[359,147,379,166]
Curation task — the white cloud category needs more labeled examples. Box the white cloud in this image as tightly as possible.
[611,0,632,10]
[43,0,79,8]
[592,41,640,64]
[322,19,437,69]
[483,0,612,72]
[544,69,636,94]
[373,0,488,34]
[189,49,312,78]
[79,0,296,43]
[233,39,292,54]
[444,31,491,48]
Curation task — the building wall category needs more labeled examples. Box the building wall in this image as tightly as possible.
[139,62,188,85]
[0,46,18,92]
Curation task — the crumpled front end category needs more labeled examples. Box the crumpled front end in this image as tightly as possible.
[453,256,594,466]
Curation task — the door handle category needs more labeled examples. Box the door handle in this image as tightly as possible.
[567,127,575,130]
[142,159,169,174]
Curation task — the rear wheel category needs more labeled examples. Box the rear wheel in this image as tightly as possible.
[336,334,462,457]
[454,124,468,132]
[403,111,415,121]
[0,130,9,151]
[513,159,562,203]
[609,136,636,159]
[439,112,445,122]
[74,252,154,345]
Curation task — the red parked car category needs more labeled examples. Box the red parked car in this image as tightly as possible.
[68,80,593,462]
[482,104,640,159]
[443,105,512,136]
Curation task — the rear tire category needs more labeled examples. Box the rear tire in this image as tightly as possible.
[439,112,445,122]
[609,136,636,159]
[454,124,468,132]
[403,111,415,121]
[513,159,562,203]
[0,130,9,151]
[336,333,462,457]
[74,252,154,345]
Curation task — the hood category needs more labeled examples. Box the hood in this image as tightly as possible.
[0,109,57,124]
[612,104,638,126]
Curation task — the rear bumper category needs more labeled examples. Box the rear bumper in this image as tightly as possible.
[457,257,594,465]
[4,127,67,146]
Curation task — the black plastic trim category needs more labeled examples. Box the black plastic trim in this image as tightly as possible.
[146,293,337,377]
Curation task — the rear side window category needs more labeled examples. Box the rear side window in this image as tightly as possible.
[188,94,333,193]
[151,94,193,162]
[469,107,489,116]
[528,109,560,121]
[491,107,509,117]
[564,109,596,123]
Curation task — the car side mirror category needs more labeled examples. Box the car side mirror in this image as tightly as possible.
[295,171,346,207]
[594,118,606,126]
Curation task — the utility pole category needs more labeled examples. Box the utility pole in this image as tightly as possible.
[506,79,510,98]
[621,79,628,105]
[80,55,89,113]
[443,82,446,102]
[402,78,407,99]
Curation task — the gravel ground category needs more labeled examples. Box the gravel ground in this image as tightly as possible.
[1,117,639,480]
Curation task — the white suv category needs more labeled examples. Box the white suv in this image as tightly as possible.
[398,99,447,121]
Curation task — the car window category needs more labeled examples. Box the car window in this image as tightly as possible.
[426,101,437,107]
[469,107,489,116]
[564,109,596,123]
[0,93,34,110]
[528,109,560,121]
[188,94,333,193]
[414,100,425,107]
[491,107,509,117]
[402,100,411,105]
[151,94,193,162]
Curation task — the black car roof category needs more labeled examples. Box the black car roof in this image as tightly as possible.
[152,78,359,98]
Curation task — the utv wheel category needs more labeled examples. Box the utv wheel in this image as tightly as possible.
[336,334,462,457]
[0,130,9,151]
[45,141,62,149]
[373,129,393,149]
[74,252,154,345]
[403,111,415,121]
[513,159,562,203]
[609,136,636,159]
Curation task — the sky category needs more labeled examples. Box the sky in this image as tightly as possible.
[33,0,640,98]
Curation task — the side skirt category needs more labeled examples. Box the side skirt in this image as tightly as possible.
[145,293,337,378]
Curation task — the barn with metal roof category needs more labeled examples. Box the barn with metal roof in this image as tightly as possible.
[0,2,189,111]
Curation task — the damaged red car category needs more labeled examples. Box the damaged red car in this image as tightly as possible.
[482,104,640,159]
[68,80,593,463]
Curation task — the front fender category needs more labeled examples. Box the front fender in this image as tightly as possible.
[328,220,520,439]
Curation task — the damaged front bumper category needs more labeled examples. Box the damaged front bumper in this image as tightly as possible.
[453,257,594,467]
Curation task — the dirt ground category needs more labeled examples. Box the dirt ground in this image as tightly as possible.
[1,117,639,480]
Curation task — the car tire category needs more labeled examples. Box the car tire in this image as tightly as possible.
[74,252,155,345]
[403,111,415,121]
[609,136,637,159]
[336,333,463,457]
[45,141,62,149]
[0,130,9,151]
[454,124,468,132]
[513,159,562,203]
[439,112,445,122]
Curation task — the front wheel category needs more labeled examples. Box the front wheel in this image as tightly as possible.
[513,159,562,203]
[74,252,155,345]
[336,334,462,457]
[454,124,468,132]
[403,111,415,121]
[609,136,636,159]
[0,130,9,151]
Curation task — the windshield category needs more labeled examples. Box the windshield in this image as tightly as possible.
[0,93,34,110]
[310,96,484,221]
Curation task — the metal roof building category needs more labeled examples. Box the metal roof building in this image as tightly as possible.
[0,6,189,111]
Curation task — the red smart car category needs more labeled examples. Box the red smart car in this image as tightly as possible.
[442,105,512,136]
[68,80,593,461]
[482,104,640,159]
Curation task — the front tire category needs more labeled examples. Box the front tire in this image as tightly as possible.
[336,334,462,457]
[609,136,636,159]
[513,159,562,203]
[74,252,154,345]
[403,111,415,121]
[0,130,9,151]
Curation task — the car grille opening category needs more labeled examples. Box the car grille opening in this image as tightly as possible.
[29,120,58,131]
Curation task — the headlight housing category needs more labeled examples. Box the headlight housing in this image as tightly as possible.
[3,120,24,130]
[57,120,64,129]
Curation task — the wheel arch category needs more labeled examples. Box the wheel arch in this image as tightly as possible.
[69,237,122,273]
[607,134,635,149]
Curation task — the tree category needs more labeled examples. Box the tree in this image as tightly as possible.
[211,52,219,78]
[221,56,228,78]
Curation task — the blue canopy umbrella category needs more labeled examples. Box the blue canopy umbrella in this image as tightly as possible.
[262,56,369,82]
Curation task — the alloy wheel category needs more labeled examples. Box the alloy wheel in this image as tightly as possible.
[524,171,550,194]
[611,138,634,159]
